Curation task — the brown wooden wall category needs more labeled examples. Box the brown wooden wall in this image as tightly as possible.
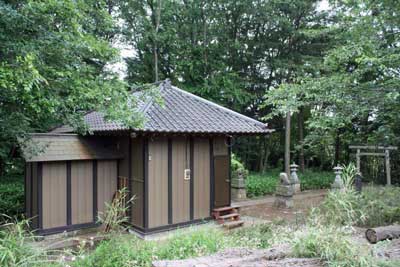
[26,157,118,233]
[25,163,31,218]
[71,161,93,225]
[97,160,117,218]
[193,138,211,219]
[130,137,144,227]
[25,134,230,234]
[172,137,191,224]
[42,162,67,229]
[148,137,168,228]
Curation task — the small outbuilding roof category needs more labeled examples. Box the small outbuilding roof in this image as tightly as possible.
[51,80,271,135]
[21,134,123,162]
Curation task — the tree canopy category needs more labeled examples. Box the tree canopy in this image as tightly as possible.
[1,0,399,183]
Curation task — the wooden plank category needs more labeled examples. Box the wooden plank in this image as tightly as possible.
[359,152,386,156]
[349,145,398,150]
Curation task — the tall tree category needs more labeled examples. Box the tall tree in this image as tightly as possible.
[0,0,141,176]
[121,0,334,171]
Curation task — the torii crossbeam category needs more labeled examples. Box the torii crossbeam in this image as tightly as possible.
[349,145,398,185]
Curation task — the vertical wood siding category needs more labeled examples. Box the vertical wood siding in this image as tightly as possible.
[42,162,67,229]
[31,163,39,228]
[148,137,168,228]
[131,137,144,227]
[71,161,93,225]
[97,160,117,217]
[118,136,130,180]
[25,163,32,218]
[172,137,190,224]
[193,138,211,219]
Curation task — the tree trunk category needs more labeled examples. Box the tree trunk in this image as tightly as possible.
[366,225,400,244]
[298,107,305,172]
[285,112,291,176]
[153,0,161,82]
[334,129,340,166]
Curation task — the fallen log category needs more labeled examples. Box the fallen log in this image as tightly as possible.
[365,225,400,244]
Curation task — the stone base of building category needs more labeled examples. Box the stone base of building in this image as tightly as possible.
[293,183,301,193]
[274,196,293,208]
[232,187,247,201]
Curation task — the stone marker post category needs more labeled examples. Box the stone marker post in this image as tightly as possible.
[274,173,294,208]
[355,172,362,193]
[231,169,247,201]
[290,163,301,193]
[331,165,344,190]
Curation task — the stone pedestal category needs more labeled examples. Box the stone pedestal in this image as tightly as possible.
[290,163,301,193]
[274,173,294,208]
[331,165,344,190]
[231,170,247,201]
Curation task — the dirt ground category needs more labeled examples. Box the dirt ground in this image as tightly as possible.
[237,189,327,223]
[154,190,400,267]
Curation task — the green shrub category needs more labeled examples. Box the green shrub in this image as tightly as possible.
[245,172,278,198]
[358,186,400,227]
[246,169,334,198]
[231,154,249,180]
[312,189,366,226]
[0,175,24,219]
[298,170,334,191]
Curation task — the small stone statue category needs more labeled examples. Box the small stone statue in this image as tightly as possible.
[280,171,291,185]
[274,172,294,208]
[331,165,344,190]
[290,163,301,193]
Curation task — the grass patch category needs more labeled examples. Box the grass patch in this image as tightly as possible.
[73,228,228,267]
[246,169,334,198]
[0,219,55,267]
[359,186,400,227]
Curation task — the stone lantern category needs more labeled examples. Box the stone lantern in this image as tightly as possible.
[331,165,344,190]
[290,162,301,193]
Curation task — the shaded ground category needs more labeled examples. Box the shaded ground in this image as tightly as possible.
[236,189,327,223]
[153,246,322,267]
[154,190,400,267]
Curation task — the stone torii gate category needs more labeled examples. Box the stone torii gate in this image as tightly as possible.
[349,145,398,185]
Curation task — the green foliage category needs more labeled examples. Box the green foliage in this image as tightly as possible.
[298,170,334,191]
[341,163,357,191]
[0,0,143,177]
[313,189,366,226]
[231,154,249,180]
[291,225,375,267]
[246,169,334,198]
[245,172,279,198]
[358,186,400,227]
[97,187,135,233]
[0,175,24,219]
[0,219,52,267]
[315,185,400,228]
[73,229,226,267]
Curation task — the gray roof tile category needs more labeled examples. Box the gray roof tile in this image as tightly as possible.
[52,80,271,134]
